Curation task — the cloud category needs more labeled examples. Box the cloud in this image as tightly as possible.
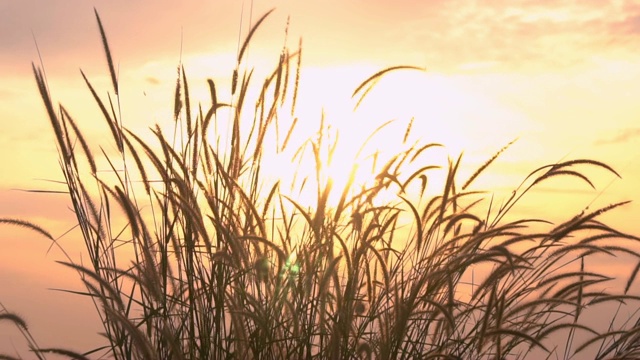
[4,0,640,78]
[595,128,640,145]
[393,0,640,71]
[610,13,640,37]
[0,0,247,78]
[145,76,161,85]
[457,61,501,72]
[614,1,640,33]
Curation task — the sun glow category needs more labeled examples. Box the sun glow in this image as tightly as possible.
[252,64,533,212]
[110,51,536,228]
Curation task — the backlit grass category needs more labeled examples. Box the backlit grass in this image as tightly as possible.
[2,9,640,360]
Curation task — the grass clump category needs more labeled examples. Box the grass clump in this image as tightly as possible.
[3,9,640,360]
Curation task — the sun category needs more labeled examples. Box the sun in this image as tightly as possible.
[255,65,461,211]
[202,60,530,218]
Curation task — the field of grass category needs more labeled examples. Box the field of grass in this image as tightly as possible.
[2,10,640,360]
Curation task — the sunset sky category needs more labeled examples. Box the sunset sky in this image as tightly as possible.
[1,0,640,354]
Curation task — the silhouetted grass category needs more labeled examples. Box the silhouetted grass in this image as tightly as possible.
[2,9,640,360]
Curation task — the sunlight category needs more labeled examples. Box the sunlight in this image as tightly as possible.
[5,3,640,358]
[101,50,536,217]
[62,51,535,224]
[256,65,532,211]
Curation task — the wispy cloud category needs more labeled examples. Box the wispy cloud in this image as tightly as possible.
[3,0,639,76]
[390,0,640,71]
[595,128,640,145]
[145,76,161,85]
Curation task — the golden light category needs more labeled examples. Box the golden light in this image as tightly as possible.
[74,48,539,229]
[256,64,534,212]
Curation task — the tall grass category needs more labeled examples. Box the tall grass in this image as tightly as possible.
[3,9,640,360]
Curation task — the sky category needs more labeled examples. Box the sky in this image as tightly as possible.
[1,0,640,356]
